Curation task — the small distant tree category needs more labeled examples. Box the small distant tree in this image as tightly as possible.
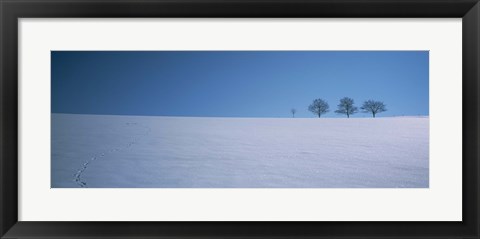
[361,100,387,118]
[308,99,329,118]
[335,97,358,118]
[291,108,297,118]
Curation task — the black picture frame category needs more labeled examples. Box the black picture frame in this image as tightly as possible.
[1,0,479,238]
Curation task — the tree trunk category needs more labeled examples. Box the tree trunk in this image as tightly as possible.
[318,113,321,118]
[373,112,376,118]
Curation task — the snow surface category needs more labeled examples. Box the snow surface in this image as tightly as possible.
[51,114,429,188]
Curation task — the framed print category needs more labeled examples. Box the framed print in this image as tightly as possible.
[49,50,430,189]
[1,0,479,238]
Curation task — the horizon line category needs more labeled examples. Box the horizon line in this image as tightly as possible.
[51,112,429,119]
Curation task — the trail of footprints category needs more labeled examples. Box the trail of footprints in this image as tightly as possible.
[73,122,151,188]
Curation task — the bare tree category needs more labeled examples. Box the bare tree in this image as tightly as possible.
[291,108,297,118]
[335,97,358,118]
[308,99,329,118]
[361,100,387,118]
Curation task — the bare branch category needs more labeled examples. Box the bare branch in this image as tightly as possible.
[335,97,358,118]
[361,100,387,118]
[291,108,297,118]
[308,99,329,118]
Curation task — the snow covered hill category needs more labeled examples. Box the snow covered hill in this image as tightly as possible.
[51,114,429,188]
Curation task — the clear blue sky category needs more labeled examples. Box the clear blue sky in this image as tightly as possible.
[51,51,428,118]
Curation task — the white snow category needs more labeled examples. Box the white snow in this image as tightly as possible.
[51,114,429,188]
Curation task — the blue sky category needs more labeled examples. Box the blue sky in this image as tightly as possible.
[51,51,428,118]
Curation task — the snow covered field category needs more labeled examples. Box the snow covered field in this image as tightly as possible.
[51,114,429,188]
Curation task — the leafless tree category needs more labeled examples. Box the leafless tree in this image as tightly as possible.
[335,97,358,118]
[361,100,387,118]
[308,99,329,118]
[291,108,297,118]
